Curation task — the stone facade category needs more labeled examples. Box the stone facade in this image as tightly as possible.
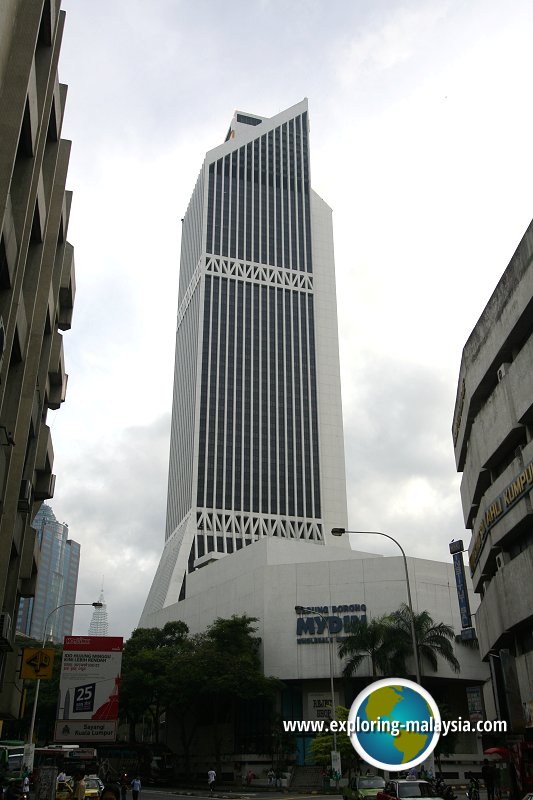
[0,0,75,719]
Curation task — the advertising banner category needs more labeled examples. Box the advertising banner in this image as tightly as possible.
[55,636,123,743]
[452,551,472,628]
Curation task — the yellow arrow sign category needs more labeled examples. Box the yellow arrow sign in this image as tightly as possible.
[21,648,55,679]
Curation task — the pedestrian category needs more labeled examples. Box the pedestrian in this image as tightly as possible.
[207,769,216,793]
[120,780,128,800]
[275,770,282,790]
[267,769,275,787]
[481,760,495,800]
[130,777,141,800]
[73,771,87,800]
[245,770,254,786]
[22,777,29,795]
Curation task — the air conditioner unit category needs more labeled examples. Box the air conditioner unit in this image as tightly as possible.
[497,363,511,382]
[18,479,32,512]
[495,551,510,571]
[0,612,12,643]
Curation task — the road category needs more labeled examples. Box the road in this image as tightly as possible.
[142,791,338,800]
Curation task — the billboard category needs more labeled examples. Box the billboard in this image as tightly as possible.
[55,636,123,743]
[452,550,472,628]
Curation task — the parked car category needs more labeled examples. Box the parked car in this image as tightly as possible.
[344,775,386,800]
[84,778,102,799]
[377,780,442,800]
[56,777,102,800]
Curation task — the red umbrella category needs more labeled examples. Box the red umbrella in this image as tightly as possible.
[483,747,511,759]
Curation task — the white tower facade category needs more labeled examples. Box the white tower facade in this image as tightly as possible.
[88,590,109,636]
[140,100,348,625]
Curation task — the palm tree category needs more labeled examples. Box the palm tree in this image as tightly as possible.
[389,604,460,676]
[338,616,398,677]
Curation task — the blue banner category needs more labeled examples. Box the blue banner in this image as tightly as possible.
[453,551,472,628]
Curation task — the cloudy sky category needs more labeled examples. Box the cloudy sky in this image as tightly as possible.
[50,0,533,638]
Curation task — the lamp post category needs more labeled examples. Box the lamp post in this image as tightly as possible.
[295,605,339,781]
[331,527,421,683]
[27,601,103,747]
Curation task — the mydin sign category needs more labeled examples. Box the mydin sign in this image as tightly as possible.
[296,604,367,644]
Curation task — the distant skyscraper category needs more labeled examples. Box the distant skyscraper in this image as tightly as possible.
[17,505,80,644]
[88,589,109,636]
[140,100,348,626]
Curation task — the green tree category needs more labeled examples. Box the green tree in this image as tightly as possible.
[119,620,189,742]
[389,604,460,676]
[338,616,399,677]
[309,706,360,778]
[193,615,281,775]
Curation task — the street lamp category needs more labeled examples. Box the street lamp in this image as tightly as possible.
[295,605,339,779]
[28,601,103,746]
[331,527,421,683]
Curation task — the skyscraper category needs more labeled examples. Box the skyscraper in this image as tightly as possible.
[17,504,80,644]
[88,589,109,636]
[140,100,348,625]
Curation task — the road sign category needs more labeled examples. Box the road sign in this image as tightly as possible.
[21,648,55,679]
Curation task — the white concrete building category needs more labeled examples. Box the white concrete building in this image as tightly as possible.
[140,102,489,781]
[140,100,349,625]
[143,537,488,780]
[453,217,533,737]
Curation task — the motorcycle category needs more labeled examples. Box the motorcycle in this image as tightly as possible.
[466,777,480,800]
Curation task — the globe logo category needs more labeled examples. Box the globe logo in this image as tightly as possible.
[347,678,441,771]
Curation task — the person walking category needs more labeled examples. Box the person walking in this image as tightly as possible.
[130,777,141,800]
[207,769,216,793]
[73,771,87,800]
[481,760,496,800]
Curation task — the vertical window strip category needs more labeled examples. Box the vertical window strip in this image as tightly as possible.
[252,282,260,513]
[222,156,229,256]
[214,159,222,255]
[307,294,321,517]
[259,134,264,264]
[268,131,275,268]
[275,127,283,270]
[285,289,295,518]
[282,124,290,269]
[235,280,243,514]
[269,286,277,515]
[278,287,286,516]
[297,115,308,274]
[243,281,252,512]
[216,278,228,512]
[207,276,220,509]
[224,279,235,517]
[197,276,212,508]
[293,289,304,519]
[300,292,313,518]
[206,164,214,253]
[292,116,301,273]
[261,283,269,515]
[245,144,252,262]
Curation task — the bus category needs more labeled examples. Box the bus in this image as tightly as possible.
[33,746,98,777]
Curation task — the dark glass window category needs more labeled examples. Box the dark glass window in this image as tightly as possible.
[236,113,262,126]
